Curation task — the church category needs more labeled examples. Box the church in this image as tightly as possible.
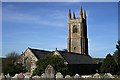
[18,7,97,75]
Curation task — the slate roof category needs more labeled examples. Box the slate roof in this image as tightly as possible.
[29,48,52,59]
[57,51,96,64]
[27,48,96,64]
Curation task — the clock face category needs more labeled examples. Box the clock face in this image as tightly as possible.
[73,25,77,33]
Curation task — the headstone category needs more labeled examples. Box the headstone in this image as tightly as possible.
[12,74,18,80]
[17,73,25,78]
[5,73,11,80]
[74,74,80,78]
[12,74,18,78]
[65,75,71,78]
[103,73,114,78]
[45,65,55,78]
[0,73,5,80]
[41,73,46,78]
[6,73,10,78]
[24,75,31,80]
[56,72,63,78]
[93,73,101,78]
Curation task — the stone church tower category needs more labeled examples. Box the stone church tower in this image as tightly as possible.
[67,7,88,55]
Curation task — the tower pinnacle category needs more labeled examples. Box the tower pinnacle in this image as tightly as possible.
[73,12,75,19]
[84,10,86,20]
[80,6,83,18]
[68,9,71,19]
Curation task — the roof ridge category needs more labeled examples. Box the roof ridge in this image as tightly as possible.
[29,48,52,52]
[58,51,88,56]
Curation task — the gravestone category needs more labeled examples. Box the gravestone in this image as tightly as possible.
[41,73,46,78]
[16,73,25,80]
[74,74,80,78]
[24,75,31,80]
[17,73,25,78]
[93,73,101,78]
[12,74,18,80]
[56,72,63,78]
[103,73,114,78]
[12,74,18,78]
[45,65,55,78]
[65,75,71,78]
[0,73,5,80]
[5,73,11,80]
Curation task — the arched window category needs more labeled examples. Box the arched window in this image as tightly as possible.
[73,25,77,33]
[74,47,76,50]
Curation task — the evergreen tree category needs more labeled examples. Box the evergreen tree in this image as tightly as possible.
[33,55,68,76]
[100,54,118,74]
[113,41,120,74]
[116,41,120,67]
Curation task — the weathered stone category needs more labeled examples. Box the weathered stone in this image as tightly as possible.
[5,73,11,80]
[24,75,31,80]
[74,74,80,78]
[93,73,101,78]
[12,74,18,80]
[103,73,114,78]
[56,72,63,78]
[17,73,25,78]
[41,73,46,78]
[12,74,18,78]
[45,65,55,78]
[65,75,71,78]
[18,48,38,74]
[0,73,5,80]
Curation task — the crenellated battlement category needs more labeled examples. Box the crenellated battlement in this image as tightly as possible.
[68,6,87,20]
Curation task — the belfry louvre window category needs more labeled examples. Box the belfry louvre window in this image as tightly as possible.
[73,25,77,33]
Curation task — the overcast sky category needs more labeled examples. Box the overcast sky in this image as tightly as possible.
[2,2,118,58]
